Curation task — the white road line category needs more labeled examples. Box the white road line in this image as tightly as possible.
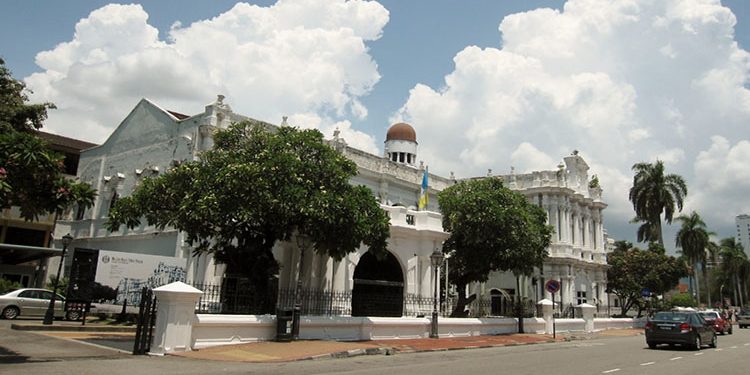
[602,369,621,374]
[745,343,750,346]
[640,362,655,366]
[670,357,682,361]
[715,348,723,351]
[730,346,738,349]
[694,352,704,356]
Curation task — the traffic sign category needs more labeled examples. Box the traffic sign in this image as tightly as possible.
[545,279,561,294]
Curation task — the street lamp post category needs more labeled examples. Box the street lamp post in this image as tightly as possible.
[430,248,444,339]
[43,233,73,325]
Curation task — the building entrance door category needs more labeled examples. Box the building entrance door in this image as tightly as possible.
[352,251,403,317]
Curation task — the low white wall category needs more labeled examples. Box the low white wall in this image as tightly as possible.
[552,318,586,333]
[192,315,544,349]
[191,314,636,350]
[192,314,276,349]
[593,318,638,331]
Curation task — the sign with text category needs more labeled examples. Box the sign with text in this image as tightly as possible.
[95,250,186,304]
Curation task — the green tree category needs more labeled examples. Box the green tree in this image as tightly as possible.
[675,211,711,304]
[705,240,720,307]
[719,238,748,307]
[607,242,688,317]
[437,178,552,317]
[628,160,687,246]
[0,58,96,220]
[106,121,390,312]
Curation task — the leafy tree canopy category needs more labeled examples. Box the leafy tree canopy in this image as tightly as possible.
[107,121,390,290]
[607,242,688,316]
[0,58,95,220]
[438,177,552,316]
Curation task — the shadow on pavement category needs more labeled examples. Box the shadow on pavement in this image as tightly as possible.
[0,345,30,364]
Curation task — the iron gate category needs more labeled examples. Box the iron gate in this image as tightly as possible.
[133,287,157,355]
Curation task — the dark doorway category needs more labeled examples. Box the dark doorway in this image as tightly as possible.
[352,251,404,317]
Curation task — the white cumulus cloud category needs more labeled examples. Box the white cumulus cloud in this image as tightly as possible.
[24,0,388,153]
[395,0,750,244]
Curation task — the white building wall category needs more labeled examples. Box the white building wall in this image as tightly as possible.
[736,214,750,257]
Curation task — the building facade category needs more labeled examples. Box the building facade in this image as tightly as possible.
[736,214,750,257]
[56,95,612,316]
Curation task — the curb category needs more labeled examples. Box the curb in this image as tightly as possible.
[387,339,556,355]
[304,346,393,361]
[11,323,137,333]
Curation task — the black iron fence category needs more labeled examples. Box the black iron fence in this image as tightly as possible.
[189,280,540,318]
[133,287,157,355]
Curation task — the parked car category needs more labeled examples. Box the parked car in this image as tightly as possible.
[699,310,733,335]
[738,309,750,329]
[0,288,66,320]
[645,311,717,350]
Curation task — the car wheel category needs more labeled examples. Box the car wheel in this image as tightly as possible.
[2,306,20,320]
[647,342,657,349]
[709,334,717,348]
[693,334,702,350]
[65,310,81,321]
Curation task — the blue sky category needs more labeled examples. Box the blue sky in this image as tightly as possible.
[1,1,749,248]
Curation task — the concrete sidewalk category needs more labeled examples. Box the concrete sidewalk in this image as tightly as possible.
[171,329,643,363]
[8,319,642,364]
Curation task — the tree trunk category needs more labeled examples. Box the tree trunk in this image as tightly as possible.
[694,261,701,305]
[450,281,474,317]
[704,265,712,308]
[656,219,664,247]
[732,274,740,306]
[516,275,523,333]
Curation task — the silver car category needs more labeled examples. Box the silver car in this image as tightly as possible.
[738,309,750,329]
[0,288,65,320]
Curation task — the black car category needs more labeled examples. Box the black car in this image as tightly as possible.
[645,311,717,350]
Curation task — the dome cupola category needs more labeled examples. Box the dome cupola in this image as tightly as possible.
[384,122,418,166]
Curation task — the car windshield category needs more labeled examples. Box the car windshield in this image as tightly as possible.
[741,310,750,315]
[653,312,688,321]
[699,312,718,319]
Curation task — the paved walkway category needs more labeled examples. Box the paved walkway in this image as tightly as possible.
[7,319,643,364]
[171,329,643,362]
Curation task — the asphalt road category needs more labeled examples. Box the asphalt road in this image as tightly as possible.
[2,318,750,375]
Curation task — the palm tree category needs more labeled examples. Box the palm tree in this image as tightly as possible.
[629,160,688,246]
[720,238,749,307]
[675,211,710,304]
[705,240,720,307]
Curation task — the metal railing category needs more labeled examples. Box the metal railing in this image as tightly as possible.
[189,280,538,318]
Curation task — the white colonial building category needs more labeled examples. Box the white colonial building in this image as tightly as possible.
[56,95,612,317]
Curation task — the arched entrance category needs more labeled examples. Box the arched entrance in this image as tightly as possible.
[351,251,404,317]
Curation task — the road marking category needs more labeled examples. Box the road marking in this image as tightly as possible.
[715,348,723,351]
[670,357,682,361]
[694,352,704,356]
[745,343,750,346]
[730,346,738,349]
[640,362,655,366]
[602,369,621,374]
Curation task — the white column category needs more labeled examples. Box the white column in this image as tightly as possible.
[553,205,560,243]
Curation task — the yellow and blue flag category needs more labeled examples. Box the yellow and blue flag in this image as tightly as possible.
[419,167,429,210]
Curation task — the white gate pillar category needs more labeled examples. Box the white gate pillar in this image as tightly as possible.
[577,303,596,333]
[538,299,554,334]
[150,281,203,355]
